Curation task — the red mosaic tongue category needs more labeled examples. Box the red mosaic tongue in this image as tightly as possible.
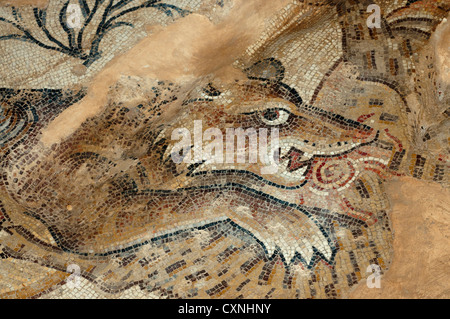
[282,147,310,172]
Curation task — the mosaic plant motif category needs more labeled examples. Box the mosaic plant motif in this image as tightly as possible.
[0,0,190,66]
[0,0,448,298]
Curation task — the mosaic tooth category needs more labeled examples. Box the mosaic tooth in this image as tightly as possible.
[311,233,333,260]
[261,238,277,257]
[280,145,291,158]
[298,242,314,265]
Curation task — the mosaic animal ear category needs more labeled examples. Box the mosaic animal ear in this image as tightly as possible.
[244,58,285,82]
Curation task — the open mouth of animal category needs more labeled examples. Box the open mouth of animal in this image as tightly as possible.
[184,132,378,187]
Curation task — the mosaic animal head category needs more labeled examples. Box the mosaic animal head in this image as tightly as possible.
[0,0,448,298]
[0,61,399,297]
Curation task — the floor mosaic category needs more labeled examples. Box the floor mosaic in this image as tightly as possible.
[0,0,448,298]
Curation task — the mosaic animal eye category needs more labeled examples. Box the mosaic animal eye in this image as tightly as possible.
[260,108,290,125]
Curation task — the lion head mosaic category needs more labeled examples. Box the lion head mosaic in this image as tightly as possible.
[0,0,448,298]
